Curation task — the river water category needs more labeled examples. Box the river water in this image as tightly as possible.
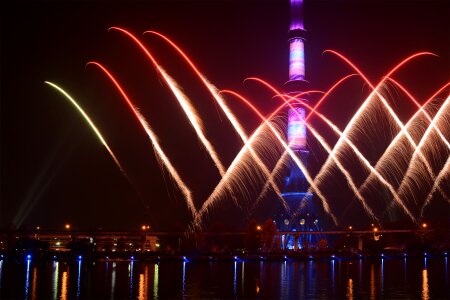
[0,256,448,299]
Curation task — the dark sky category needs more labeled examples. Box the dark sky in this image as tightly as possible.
[1,0,449,231]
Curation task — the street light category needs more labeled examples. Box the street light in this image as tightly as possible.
[65,224,71,230]
[348,226,352,230]
[422,223,427,229]
[256,225,262,231]
[373,227,380,241]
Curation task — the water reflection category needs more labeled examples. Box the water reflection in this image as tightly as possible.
[138,265,149,300]
[31,267,37,300]
[233,261,237,295]
[331,260,335,289]
[105,262,109,288]
[129,261,134,297]
[76,260,81,298]
[138,274,145,299]
[346,278,353,300]
[358,259,362,282]
[52,262,59,300]
[380,258,384,295]
[308,260,313,292]
[1,257,448,299]
[445,257,448,283]
[111,262,117,299]
[280,261,287,299]
[422,269,429,300]
[404,257,407,276]
[182,261,186,298]
[0,260,3,289]
[255,262,262,295]
[24,259,31,299]
[61,271,68,300]
[153,263,159,300]
[370,263,375,300]
[298,262,305,297]
[241,262,245,292]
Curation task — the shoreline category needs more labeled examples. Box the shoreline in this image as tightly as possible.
[1,250,447,263]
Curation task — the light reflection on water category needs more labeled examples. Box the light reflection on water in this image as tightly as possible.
[422,269,429,300]
[111,262,116,299]
[76,260,81,298]
[380,258,384,296]
[241,261,245,293]
[445,257,448,283]
[233,261,237,295]
[370,263,375,300]
[0,257,448,299]
[153,263,159,300]
[24,259,31,299]
[52,261,59,300]
[61,271,68,300]
[129,261,134,297]
[280,260,287,299]
[31,267,37,300]
[181,261,186,299]
[138,265,149,300]
[308,259,313,294]
[346,278,353,300]
[331,259,335,289]
[0,260,3,289]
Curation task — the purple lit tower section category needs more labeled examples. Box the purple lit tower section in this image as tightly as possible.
[287,0,307,154]
[275,0,322,250]
[289,0,306,82]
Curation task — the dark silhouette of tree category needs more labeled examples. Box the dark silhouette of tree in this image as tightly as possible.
[245,219,260,252]
[261,218,277,252]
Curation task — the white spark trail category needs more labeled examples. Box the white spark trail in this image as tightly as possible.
[249,78,411,222]
[142,31,286,208]
[87,62,197,218]
[195,109,337,228]
[312,52,437,223]
[396,97,449,202]
[110,27,226,177]
[421,156,450,217]
[359,83,450,195]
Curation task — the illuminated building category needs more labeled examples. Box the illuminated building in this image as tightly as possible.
[274,0,322,250]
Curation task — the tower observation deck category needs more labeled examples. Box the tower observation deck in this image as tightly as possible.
[274,0,323,250]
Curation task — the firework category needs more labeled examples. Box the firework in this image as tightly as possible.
[86,63,197,217]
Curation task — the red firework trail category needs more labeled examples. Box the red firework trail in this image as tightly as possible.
[217,89,339,223]
[246,76,417,222]
[109,27,226,177]
[69,24,446,226]
[220,88,378,222]
[142,30,291,206]
[358,81,450,198]
[86,61,197,217]
[387,77,450,148]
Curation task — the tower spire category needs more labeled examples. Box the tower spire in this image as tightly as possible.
[288,0,306,82]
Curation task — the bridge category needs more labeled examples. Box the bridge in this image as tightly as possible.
[0,229,433,253]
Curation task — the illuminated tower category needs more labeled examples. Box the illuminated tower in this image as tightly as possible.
[275,0,321,249]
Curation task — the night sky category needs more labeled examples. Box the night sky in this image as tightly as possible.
[1,0,449,231]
